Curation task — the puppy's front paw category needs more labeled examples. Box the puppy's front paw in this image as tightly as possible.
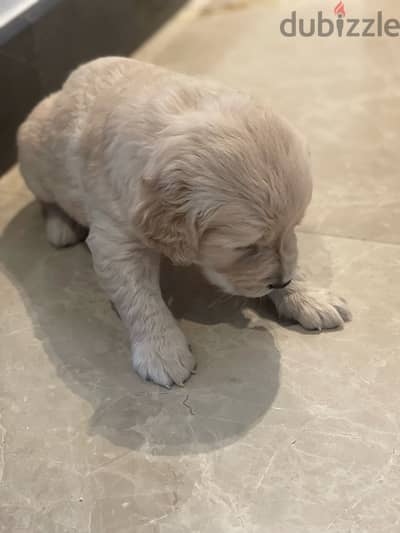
[132,331,195,388]
[276,289,352,331]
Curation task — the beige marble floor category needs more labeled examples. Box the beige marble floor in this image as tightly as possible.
[1,1,400,531]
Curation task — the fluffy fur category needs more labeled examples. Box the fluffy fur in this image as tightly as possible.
[17,57,351,387]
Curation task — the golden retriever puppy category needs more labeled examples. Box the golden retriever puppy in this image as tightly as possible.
[17,57,351,387]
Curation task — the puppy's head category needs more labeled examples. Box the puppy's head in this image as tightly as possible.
[133,101,312,297]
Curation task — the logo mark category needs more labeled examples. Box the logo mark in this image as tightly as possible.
[334,1,346,17]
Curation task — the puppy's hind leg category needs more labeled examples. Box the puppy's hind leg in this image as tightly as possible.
[43,204,87,248]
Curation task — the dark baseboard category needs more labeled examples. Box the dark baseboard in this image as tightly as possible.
[0,0,187,175]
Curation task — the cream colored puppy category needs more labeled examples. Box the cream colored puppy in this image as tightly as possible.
[18,57,351,387]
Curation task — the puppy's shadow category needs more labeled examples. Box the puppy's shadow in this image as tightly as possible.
[0,201,281,455]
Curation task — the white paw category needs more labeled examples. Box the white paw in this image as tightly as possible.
[132,330,196,388]
[276,289,352,331]
[45,207,86,248]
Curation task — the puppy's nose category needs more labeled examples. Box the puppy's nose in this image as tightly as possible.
[269,279,292,290]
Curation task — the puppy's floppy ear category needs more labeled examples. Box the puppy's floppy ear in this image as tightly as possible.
[132,168,199,266]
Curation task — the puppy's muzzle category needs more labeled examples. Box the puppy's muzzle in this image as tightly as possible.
[269,279,292,290]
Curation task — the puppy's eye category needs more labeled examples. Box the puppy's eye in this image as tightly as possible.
[236,244,259,256]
